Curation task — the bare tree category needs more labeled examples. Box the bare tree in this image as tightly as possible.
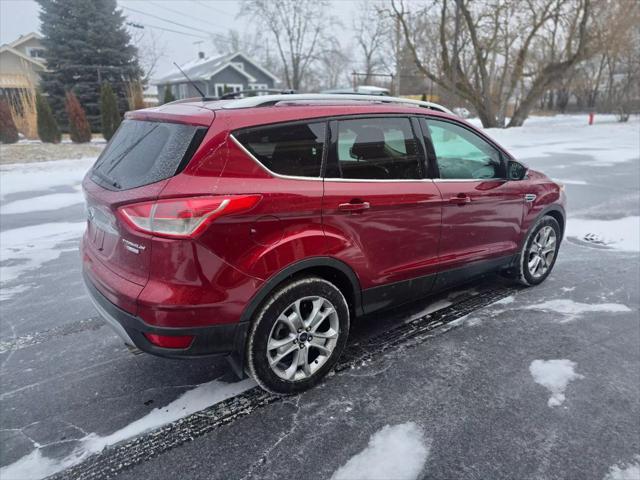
[130,27,166,83]
[240,0,332,91]
[390,0,594,128]
[354,1,388,84]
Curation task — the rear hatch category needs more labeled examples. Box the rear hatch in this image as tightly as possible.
[83,106,212,292]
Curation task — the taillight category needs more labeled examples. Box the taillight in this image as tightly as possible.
[118,195,261,238]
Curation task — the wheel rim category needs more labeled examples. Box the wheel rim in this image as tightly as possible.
[266,296,339,381]
[527,226,557,279]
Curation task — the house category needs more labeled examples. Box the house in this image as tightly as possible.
[0,32,46,94]
[154,51,279,100]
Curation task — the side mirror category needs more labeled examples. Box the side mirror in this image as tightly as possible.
[508,161,527,180]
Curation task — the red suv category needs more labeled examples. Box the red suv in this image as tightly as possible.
[82,94,566,393]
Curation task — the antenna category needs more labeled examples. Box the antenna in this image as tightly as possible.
[172,61,205,98]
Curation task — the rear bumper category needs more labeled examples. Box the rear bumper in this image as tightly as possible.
[83,271,247,358]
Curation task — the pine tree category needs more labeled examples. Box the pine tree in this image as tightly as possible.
[163,87,176,104]
[37,0,141,131]
[35,92,61,143]
[65,91,92,143]
[100,82,121,141]
[0,99,19,144]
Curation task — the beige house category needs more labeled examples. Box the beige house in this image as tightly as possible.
[0,32,46,93]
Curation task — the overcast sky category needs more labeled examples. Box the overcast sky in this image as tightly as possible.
[0,0,360,80]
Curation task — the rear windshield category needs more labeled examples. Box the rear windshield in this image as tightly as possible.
[91,119,206,190]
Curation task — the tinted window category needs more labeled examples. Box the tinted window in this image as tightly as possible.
[332,117,421,180]
[235,122,326,177]
[91,120,205,190]
[426,120,504,180]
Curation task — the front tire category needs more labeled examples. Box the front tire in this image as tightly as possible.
[246,276,350,394]
[512,216,561,286]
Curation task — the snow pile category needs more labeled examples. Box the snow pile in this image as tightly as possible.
[567,217,640,252]
[0,378,256,480]
[603,455,640,480]
[522,299,631,323]
[529,359,584,407]
[331,423,430,480]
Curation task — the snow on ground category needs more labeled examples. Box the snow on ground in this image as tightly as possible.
[0,158,94,302]
[0,222,86,286]
[1,192,84,215]
[603,455,640,480]
[522,299,631,323]
[330,422,430,480]
[475,114,640,168]
[566,217,640,252]
[0,378,256,480]
[529,359,584,407]
[0,157,94,201]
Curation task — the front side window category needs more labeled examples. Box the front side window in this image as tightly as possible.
[331,117,421,180]
[426,120,504,180]
[234,122,326,177]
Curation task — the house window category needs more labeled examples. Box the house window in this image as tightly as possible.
[26,47,45,59]
[248,84,269,95]
[178,84,188,99]
[215,83,243,97]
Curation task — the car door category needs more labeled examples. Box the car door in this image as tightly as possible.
[322,115,443,313]
[422,118,524,286]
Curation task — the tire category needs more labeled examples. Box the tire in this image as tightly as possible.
[511,216,562,286]
[246,276,350,394]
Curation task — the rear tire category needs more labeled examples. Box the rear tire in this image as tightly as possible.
[510,216,561,286]
[246,276,350,394]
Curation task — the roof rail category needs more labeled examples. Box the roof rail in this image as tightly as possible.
[220,93,453,114]
[219,88,295,99]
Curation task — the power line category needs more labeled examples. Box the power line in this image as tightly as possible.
[126,21,209,40]
[192,0,235,17]
[121,5,215,35]
[147,0,229,25]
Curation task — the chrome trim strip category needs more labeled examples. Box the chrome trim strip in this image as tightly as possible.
[323,177,435,183]
[229,135,322,182]
[432,178,507,182]
[222,94,454,115]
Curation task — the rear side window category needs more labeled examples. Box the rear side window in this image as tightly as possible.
[330,117,421,180]
[91,120,206,190]
[234,122,326,177]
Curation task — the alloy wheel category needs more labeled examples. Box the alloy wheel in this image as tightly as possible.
[266,296,339,381]
[527,226,557,279]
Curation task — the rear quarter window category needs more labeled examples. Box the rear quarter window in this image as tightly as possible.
[234,122,326,177]
[91,120,206,190]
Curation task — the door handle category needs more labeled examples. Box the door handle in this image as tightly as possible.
[338,201,370,212]
[449,194,471,205]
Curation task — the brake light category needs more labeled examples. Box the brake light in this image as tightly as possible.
[118,195,261,238]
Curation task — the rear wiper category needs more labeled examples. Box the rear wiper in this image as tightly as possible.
[92,168,121,189]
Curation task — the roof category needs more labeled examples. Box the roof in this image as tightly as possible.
[0,44,46,70]
[8,32,42,49]
[154,51,278,85]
